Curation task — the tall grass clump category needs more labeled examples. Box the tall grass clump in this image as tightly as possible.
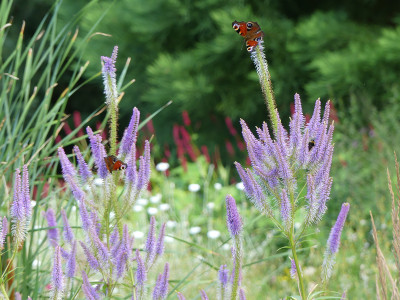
[0,0,114,298]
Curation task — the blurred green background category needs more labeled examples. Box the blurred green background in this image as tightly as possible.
[9,0,400,161]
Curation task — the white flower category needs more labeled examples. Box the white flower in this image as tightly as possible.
[166,220,177,228]
[137,198,149,206]
[150,193,162,204]
[164,236,174,243]
[207,230,221,239]
[206,202,215,210]
[93,178,104,186]
[303,266,316,276]
[156,162,170,172]
[109,212,115,219]
[31,201,36,207]
[214,182,222,190]
[133,205,143,212]
[159,203,170,211]
[147,207,158,215]
[132,231,145,239]
[188,183,201,192]
[189,226,201,235]
[32,259,41,267]
[71,206,77,212]
[235,182,244,191]
[222,244,230,250]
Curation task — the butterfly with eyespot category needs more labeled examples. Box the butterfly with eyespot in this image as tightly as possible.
[232,21,264,52]
[104,155,127,173]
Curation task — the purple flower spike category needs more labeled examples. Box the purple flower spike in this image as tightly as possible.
[22,165,31,220]
[156,223,166,256]
[66,241,76,278]
[341,291,347,300]
[86,126,108,179]
[153,263,169,300]
[0,217,8,250]
[14,292,21,300]
[145,216,156,265]
[218,265,229,287]
[126,143,137,184]
[289,93,304,152]
[73,145,92,183]
[58,147,77,179]
[45,208,59,246]
[80,241,100,271]
[51,246,64,298]
[177,292,186,300]
[200,290,209,300]
[120,107,140,156]
[136,140,151,192]
[280,189,291,229]
[225,195,243,237]
[327,203,350,254]
[290,258,297,279]
[322,203,350,282]
[61,209,74,244]
[136,249,147,286]
[90,227,109,266]
[239,289,246,300]
[82,271,100,299]
[78,199,91,231]
[101,46,118,106]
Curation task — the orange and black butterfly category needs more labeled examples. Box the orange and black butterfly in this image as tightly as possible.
[232,21,264,52]
[104,155,127,173]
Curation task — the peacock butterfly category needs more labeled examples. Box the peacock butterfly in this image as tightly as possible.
[232,21,264,52]
[104,155,127,173]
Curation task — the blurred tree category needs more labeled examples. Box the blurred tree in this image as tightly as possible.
[10,0,400,163]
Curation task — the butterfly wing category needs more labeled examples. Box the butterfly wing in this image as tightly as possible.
[232,21,264,52]
[104,155,127,173]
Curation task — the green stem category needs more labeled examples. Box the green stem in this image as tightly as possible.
[254,45,278,133]
[289,234,307,299]
[108,76,118,156]
[0,283,9,300]
[231,235,242,300]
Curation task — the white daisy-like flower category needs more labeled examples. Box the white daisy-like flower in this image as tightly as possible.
[188,183,201,192]
[166,220,177,228]
[150,193,162,204]
[93,178,104,186]
[164,236,174,243]
[132,231,145,239]
[133,205,143,212]
[137,198,149,206]
[189,226,201,235]
[31,201,36,207]
[206,202,215,210]
[207,230,221,239]
[214,182,222,190]
[159,203,170,211]
[147,207,158,215]
[235,182,245,191]
[222,244,230,250]
[71,206,77,212]
[156,162,170,172]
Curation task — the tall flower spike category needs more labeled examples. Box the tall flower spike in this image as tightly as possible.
[200,290,209,300]
[226,195,243,237]
[120,107,140,156]
[280,189,291,230]
[22,165,31,220]
[101,46,118,106]
[86,126,108,179]
[322,203,350,282]
[66,241,76,278]
[81,271,100,299]
[0,217,8,250]
[73,145,92,183]
[51,246,64,299]
[145,216,156,266]
[45,208,59,247]
[137,140,151,192]
[80,241,100,271]
[135,249,147,288]
[177,292,186,300]
[61,209,74,244]
[155,223,166,256]
[153,263,169,300]
[11,168,28,246]
[239,289,246,300]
